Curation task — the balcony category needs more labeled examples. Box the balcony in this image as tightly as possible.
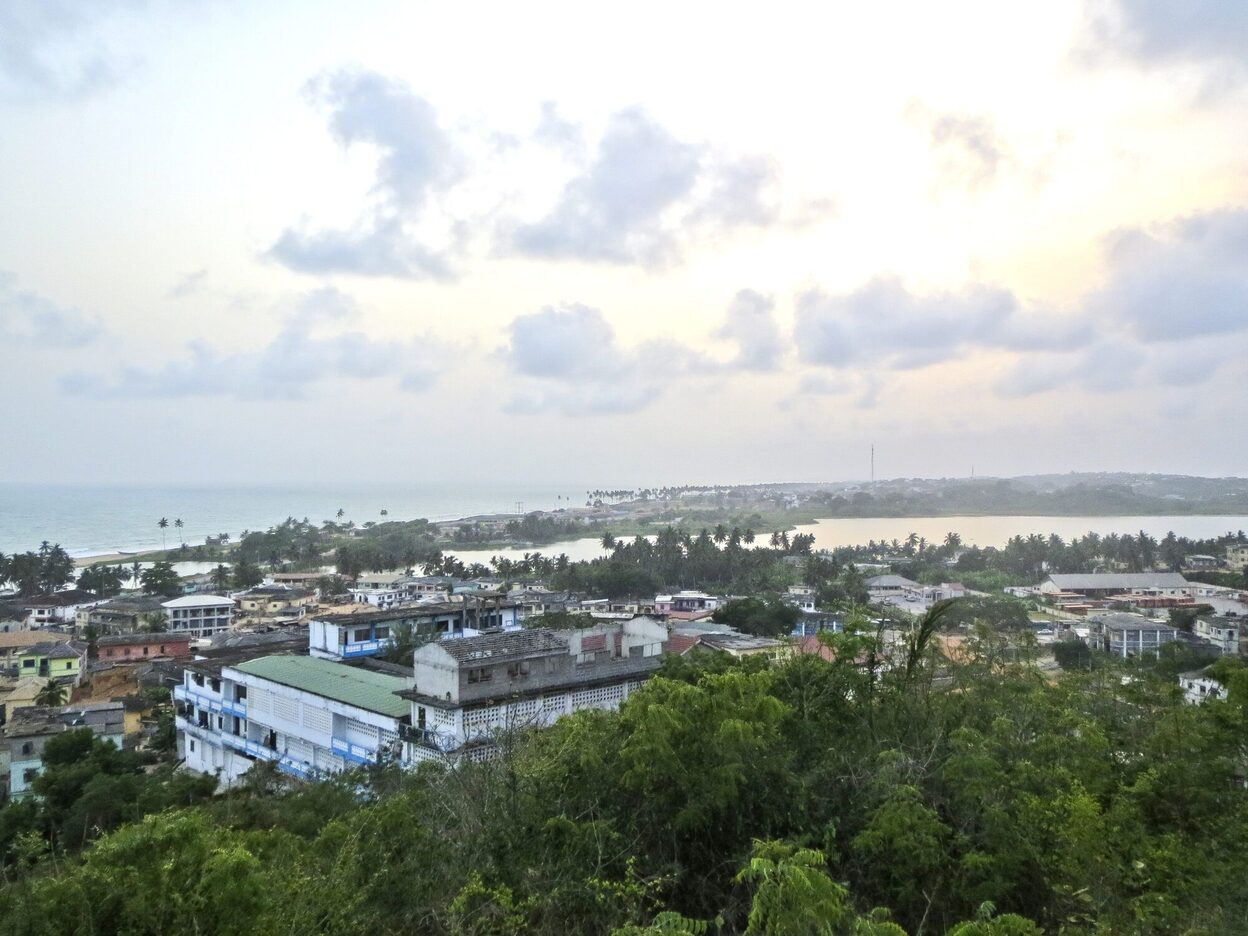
[330,736,379,765]
[174,684,248,718]
[342,637,394,658]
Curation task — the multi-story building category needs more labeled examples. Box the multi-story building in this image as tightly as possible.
[1092,613,1180,658]
[399,618,667,764]
[0,630,71,669]
[161,594,234,636]
[175,654,409,788]
[654,591,724,615]
[1194,617,1240,655]
[1227,544,1248,572]
[1,702,125,798]
[1179,671,1228,704]
[308,600,520,662]
[9,589,101,627]
[96,633,192,664]
[15,641,84,683]
[78,595,167,633]
[234,586,317,619]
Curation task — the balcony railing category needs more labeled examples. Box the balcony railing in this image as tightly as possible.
[330,736,379,765]
[174,684,247,718]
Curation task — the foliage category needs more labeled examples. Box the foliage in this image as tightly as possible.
[139,561,181,597]
[712,597,800,638]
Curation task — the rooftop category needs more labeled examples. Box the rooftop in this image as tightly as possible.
[1048,573,1189,590]
[16,589,100,607]
[436,628,566,663]
[163,594,235,609]
[231,654,409,718]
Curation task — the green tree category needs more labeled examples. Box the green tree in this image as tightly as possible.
[140,561,181,597]
[35,679,68,707]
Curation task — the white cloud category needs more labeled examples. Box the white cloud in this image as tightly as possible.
[0,272,102,347]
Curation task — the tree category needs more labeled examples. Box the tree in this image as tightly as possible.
[158,517,169,550]
[602,532,617,551]
[210,564,232,592]
[77,564,125,598]
[139,562,180,597]
[35,679,68,707]
[174,518,184,545]
[232,559,263,589]
[712,597,799,638]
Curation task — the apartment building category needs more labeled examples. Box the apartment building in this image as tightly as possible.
[162,594,235,636]
[308,600,520,662]
[399,618,667,765]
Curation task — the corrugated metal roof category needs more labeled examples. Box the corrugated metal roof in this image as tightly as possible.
[233,655,409,718]
[1048,573,1189,590]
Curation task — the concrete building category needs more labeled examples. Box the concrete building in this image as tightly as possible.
[865,575,919,598]
[1092,613,1180,658]
[1227,544,1248,572]
[308,600,519,662]
[79,596,168,633]
[1193,617,1240,655]
[15,642,84,683]
[175,654,409,788]
[0,630,71,669]
[399,618,667,764]
[96,633,193,664]
[235,586,317,619]
[1040,573,1191,600]
[654,591,724,615]
[8,590,101,627]
[1179,671,1228,705]
[1,702,125,798]
[162,594,235,636]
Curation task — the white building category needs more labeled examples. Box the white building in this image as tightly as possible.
[1194,617,1240,655]
[308,602,519,662]
[654,591,723,614]
[784,585,817,612]
[400,618,668,765]
[162,595,235,637]
[175,654,409,788]
[1179,672,1228,705]
[1,702,125,799]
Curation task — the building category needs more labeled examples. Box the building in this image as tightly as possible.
[1179,671,1228,705]
[96,633,192,664]
[15,642,84,683]
[1,702,125,798]
[1227,544,1248,572]
[784,585,817,612]
[1040,573,1191,600]
[235,586,317,619]
[8,589,101,627]
[348,572,412,608]
[308,600,520,662]
[1183,555,1222,570]
[654,591,724,615]
[793,609,843,637]
[695,632,790,659]
[0,630,72,669]
[510,588,579,619]
[79,595,168,633]
[865,575,919,597]
[175,654,409,788]
[1092,613,1180,658]
[1193,617,1240,655]
[161,594,235,636]
[0,603,30,633]
[399,618,667,764]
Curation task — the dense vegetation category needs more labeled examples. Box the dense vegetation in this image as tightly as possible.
[3,614,1247,934]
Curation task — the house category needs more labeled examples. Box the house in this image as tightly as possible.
[510,588,579,619]
[654,591,724,614]
[695,633,790,659]
[0,631,72,669]
[1040,573,1191,600]
[1091,613,1180,658]
[268,571,327,590]
[399,618,668,764]
[161,594,234,636]
[1179,671,1228,705]
[1227,544,1248,572]
[784,585,817,612]
[1183,555,1222,570]
[793,609,843,637]
[79,595,168,633]
[235,586,317,618]
[308,600,520,662]
[902,582,966,604]
[0,702,125,798]
[1193,617,1240,654]
[15,642,84,683]
[7,589,101,627]
[348,572,411,608]
[175,654,409,789]
[96,633,192,664]
[0,603,30,633]
[0,677,50,718]
[865,575,919,597]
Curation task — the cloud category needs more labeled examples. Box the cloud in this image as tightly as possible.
[501,303,707,415]
[0,1,140,101]
[167,268,207,299]
[1094,209,1248,341]
[509,108,787,268]
[533,101,584,158]
[927,113,1011,190]
[1089,0,1248,72]
[63,287,440,400]
[0,272,103,347]
[267,69,463,280]
[794,275,1088,372]
[716,289,785,371]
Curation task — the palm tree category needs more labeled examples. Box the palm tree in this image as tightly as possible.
[210,563,231,592]
[743,529,755,545]
[36,679,68,707]
[130,560,142,588]
[601,532,617,550]
[158,517,169,550]
[336,508,345,520]
[713,524,728,545]
[174,518,184,545]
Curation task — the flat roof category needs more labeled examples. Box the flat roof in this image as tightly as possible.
[163,595,235,608]
[231,654,409,718]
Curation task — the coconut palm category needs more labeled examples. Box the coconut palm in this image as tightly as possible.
[35,679,68,707]
[158,517,169,550]
[601,532,617,550]
[210,563,231,591]
[174,518,184,545]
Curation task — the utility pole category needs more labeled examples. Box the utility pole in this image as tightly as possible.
[870,443,875,484]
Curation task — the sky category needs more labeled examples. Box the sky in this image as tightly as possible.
[1,0,1247,488]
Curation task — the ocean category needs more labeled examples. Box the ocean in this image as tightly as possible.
[0,482,600,557]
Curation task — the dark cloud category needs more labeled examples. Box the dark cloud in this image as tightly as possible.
[63,287,439,400]
[510,108,786,268]
[0,1,140,101]
[0,272,102,347]
[716,289,785,371]
[267,69,463,280]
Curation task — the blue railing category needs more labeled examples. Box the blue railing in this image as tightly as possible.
[342,637,394,658]
[330,736,378,765]
[174,685,247,718]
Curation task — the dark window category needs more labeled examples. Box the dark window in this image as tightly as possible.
[507,661,530,678]
[20,742,32,755]
[468,667,493,684]
[629,645,644,659]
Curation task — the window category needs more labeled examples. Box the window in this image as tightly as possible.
[507,661,530,678]
[20,742,32,755]
[210,678,221,693]
[375,626,389,639]
[189,739,195,752]
[467,667,493,684]
[22,659,33,668]
[629,645,644,659]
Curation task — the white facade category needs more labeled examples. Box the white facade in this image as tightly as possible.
[654,591,723,614]
[175,659,406,789]
[1194,618,1240,654]
[162,595,234,636]
[1179,673,1228,705]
